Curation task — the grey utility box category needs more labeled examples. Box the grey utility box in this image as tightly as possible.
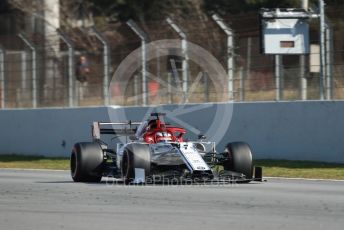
[260,8,310,54]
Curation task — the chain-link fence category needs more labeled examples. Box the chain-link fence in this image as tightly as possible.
[0,12,344,109]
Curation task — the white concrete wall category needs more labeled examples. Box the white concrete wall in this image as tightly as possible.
[0,101,344,163]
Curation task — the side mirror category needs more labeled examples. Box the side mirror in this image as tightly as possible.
[198,134,206,140]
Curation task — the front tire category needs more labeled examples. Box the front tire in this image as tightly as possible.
[121,144,151,184]
[224,142,253,179]
[70,142,104,182]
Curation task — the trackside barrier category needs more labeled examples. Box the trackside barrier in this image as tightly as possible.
[0,101,343,163]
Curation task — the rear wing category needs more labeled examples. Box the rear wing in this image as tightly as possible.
[92,121,141,140]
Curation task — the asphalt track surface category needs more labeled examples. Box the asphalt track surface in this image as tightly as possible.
[0,169,343,230]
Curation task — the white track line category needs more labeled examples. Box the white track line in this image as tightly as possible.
[1,168,344,182]
[0,168,68,172]
[265,176,344,182]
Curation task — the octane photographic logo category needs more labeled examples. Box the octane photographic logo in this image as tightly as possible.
[104,175,240,187]
[107,39,233,144]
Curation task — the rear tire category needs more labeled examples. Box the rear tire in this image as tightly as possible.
[121,144,151,184]
[224,142,253,179]
[70,142,104,182]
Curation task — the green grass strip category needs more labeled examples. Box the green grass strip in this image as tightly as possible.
[255,159,344,180]
[0,154,69,170]
[0,155,343,180]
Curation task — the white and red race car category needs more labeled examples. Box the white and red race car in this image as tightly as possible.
[70,113,262,184]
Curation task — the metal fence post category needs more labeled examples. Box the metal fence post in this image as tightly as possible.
[166,17,189,102]
[21,51,27,94]
[203,71,209,102]
[127,20,148,106]
[18,33,37,108]
[167,72,172,104]
[300,55,307,100]
[92,28,110,105]
[134,74,139,105]
[325,24,333,100]
[212,14,234,101]
[239,67,245,101]
[275,55,282,101]
[319,0,326,100]
[246,37,252,100]
[300,0,308,101]
[0,48,5,108]
[57,30,75,107]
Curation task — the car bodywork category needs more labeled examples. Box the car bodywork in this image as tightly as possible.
[71,113,262,183]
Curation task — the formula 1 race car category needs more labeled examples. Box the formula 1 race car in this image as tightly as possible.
[70,113,262,184]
